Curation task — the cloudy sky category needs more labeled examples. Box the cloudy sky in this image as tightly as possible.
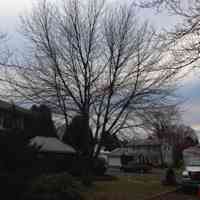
[0,0,200,132]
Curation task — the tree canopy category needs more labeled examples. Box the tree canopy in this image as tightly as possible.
[2,0,182,157]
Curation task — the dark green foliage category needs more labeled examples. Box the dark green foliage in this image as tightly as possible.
[162,167,177,186]
[29,104,57,138]
[92,157,107,176]
[63,115,94,156]
[0,129,40,200]
[120,154,133,165]
[0,173,30,200]
[102,132,121,151]
[34,153,77,174]
[25,173,84,200]
[0,129,39,172]
[67,156,88,177]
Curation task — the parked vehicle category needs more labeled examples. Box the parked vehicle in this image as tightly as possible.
[181,146,200,190]
[121,161,152,173]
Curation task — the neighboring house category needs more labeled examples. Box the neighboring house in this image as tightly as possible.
[107,148,123,168]
[108,138,173,168]
[98,149,110,165]
[127,138,163,166]
[107,147,133,168]
[127,138,174,166]
[0,99,32,131]
[183,145,200,166]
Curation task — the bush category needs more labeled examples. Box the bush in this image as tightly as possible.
[0,173,30,200]
[162,167,177,186]
[0,129,39,173]
[92,157,107,176]
[174,159,184,169]
[24,173,84,200]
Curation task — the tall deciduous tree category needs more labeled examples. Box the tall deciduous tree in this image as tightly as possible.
[0,32,10,65]
[140,105,180,139]
[137,0,200,70]
[3,0,181,158]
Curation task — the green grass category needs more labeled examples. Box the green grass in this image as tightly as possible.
[83,174,176,200]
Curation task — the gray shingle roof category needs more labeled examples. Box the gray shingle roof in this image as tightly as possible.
[183,145,200,156]
[108,147,134,157]
[30,136,76,154]
[127,138,161,146]
[0,99,32,115]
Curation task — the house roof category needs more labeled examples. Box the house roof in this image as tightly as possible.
[108,147,135,157]
[0,99,32,115]
[127,138,161,147]
[29,136,76,154]
[183,145,200,157]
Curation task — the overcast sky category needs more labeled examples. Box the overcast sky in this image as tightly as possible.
[0,0,200,132]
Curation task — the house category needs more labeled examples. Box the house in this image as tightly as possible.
[29,136,76,172]
[183,145,200,166]
[107,147,134,168]
[0,99,32,131]
[108,138,173,168]
[127,138,163,166]
[0,100,58,139]
[29,136,76,154]
[107,148,123,168]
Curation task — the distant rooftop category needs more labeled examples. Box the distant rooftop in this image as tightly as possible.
[183,145,200,156]
[127,138,161,146]
[109,147,135,157]
[0,99,32,115]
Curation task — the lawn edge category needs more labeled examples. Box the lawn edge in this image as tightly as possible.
[143,188,179,200]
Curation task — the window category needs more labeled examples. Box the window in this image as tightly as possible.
[0,112,4,128]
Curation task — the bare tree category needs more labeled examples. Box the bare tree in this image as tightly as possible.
[140,105,180,140]
[169,125,198,164]
[0,32,10,66]
[3,0,181,158]
[136,0,200,70]
[141,104,198,164]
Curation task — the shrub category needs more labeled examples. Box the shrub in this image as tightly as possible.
[0,129,39,172]
[174,159,184,169]
[63,115,94,156]
[0,173,29,200]
[162,167,177,186]
[92,157,107,176]
[24,173,84,200]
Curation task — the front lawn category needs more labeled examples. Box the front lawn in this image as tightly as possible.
[22,170,178,200]
[83,173,176,200]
